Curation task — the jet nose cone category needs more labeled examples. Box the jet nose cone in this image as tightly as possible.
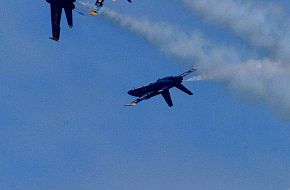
[128,90,134,96]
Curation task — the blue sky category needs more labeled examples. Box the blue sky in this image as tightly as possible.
[1,0,290,189]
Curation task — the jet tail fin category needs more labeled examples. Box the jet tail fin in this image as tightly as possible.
[176,84,193,95]
[161,90,173,107]
[179,67,196,78]
[64,7,73,28]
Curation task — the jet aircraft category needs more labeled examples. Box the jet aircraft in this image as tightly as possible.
[126,68,196,107]
[75,0,100,16]
[95,0,132,10]
[46,0,76,41]
[75,0,132,17]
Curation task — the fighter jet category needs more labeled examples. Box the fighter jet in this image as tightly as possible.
[76,0,132,16]
[75,0,100,16]
[126,68,196,107]
[95,0,132,10]
[46,0,76,41]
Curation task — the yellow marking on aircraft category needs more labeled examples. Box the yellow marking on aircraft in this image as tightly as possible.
[126,102,136,106]
[130,102,137,106]
[89,11,98,16]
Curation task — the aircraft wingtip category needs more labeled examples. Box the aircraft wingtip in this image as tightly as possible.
[49,37,59,41]
[125,102,137,107]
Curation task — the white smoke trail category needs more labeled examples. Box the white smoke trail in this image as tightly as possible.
[212,60,290,119]
[102,9,290,120]
[185,59,290,119]
[180,0,290,59]
[102,8,241,69]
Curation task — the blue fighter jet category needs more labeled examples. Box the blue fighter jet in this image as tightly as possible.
[126,68,196,107]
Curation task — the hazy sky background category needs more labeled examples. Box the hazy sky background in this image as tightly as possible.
[0,0,290,190]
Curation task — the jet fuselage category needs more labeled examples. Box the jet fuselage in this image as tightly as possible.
[128,76,183,97]
[47,0,76,8]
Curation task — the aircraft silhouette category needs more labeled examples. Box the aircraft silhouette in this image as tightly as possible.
[126,68,196,107]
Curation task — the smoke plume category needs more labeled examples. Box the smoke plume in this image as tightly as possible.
[180,0,290,60]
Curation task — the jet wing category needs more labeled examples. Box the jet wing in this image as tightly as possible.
[126,89,173,107]
[50,4,62,41]
[161,89,173,107]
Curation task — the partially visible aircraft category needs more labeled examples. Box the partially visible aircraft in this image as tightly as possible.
[75,0,100,16]
[46,0,76,41]
[74,0,132,17]
[95,0,132,11]
[126,68,196,107]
